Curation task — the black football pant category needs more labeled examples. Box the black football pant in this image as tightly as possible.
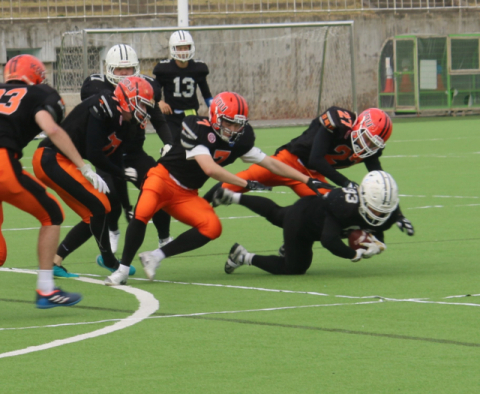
[238,194,314,275]
[165,113,185,143]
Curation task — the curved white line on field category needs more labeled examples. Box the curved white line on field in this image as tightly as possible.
[0,274,159,359]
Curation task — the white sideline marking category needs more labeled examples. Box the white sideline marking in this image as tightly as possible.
[0,273,159,359]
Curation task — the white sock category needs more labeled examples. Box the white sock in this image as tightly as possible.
[37,270,55,294]
[119,264,130,274]
[152,248,166,261]
[110,229,120,235]
[244,253,254,265]
[232,193,242,204]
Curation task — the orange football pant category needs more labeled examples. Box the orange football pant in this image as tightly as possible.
[135,164,222,240]
[0,148,65,266]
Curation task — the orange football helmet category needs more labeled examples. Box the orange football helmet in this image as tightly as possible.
[351,108,392,159]
[209,92,249,145]
[4,54,46,85]
[114,76,154,128]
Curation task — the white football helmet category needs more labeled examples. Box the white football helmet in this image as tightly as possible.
[105,44,140,85]
[169,30,195,62]
[358,171,399,226]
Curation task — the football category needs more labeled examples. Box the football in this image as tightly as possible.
[348,230,375,250]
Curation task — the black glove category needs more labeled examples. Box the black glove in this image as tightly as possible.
[397,215,415,236]
[306,178,333,196]
[245,180,272,191]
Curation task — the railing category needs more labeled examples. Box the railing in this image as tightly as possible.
[0,0,478,20]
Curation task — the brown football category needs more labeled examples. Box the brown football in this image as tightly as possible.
[348,230,375,250]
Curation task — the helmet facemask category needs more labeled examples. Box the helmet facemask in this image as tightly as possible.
[351,117,386,159]
[213,113,247,145]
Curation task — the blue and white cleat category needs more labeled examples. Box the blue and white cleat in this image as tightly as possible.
[36,287,82,309]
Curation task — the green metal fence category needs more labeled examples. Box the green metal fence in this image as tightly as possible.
[379,34,480,114]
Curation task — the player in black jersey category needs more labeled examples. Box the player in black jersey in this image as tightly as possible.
[153,30,213,141]
[0,55,107,308]
[33,76,154,278]
[204,106,415,237]
[214,171,400,275]
[152,31,214,251]
[81,44,174,259]
[104,92,323,286]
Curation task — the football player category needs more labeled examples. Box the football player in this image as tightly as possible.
[104,92,324,286]
[0,54,106,308]
[80,44,174,264]
[153,30,213,140]
[214,171,401,275]
[204,106,415,236]
[33,76,154,278]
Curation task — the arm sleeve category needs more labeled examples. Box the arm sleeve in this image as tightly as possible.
[198,78,213,101]
[320,214,357,259]
[148,105,174,145]
[85,116,124,178]
[308,129,351,187]
[364,154,383,172]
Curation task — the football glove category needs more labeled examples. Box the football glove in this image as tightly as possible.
[245,180,272,191]
[79,164,110,194]
[124,167,138,182]
[397,215,415,236]
[160,144,172,157]
[306,178,334,196]
[351,248,367,262]
[212,188,234,208]
[360,238,387,258]
[124,206,134,223]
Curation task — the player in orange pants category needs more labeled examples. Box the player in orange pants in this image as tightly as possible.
[104,92,323,286]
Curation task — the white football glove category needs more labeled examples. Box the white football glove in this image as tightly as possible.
[351,248,367,263]
[360,237,387,258]
[124,167,138,182]
[160,144,172,157]
[79,164,110,194]
[397,215,415,236]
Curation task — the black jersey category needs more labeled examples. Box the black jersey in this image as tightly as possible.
[0,83,65,157]
[153,59,211,111]
[288,187,397,259]
[39,91,126,178]
[80,73,172,151]
[159,115,256,189]
[276,107,383,187]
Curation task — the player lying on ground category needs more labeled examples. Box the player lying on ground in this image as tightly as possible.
[0,55,107,308]
[79,44,174,267]
[33,76,155,277]
[213,170,401,275]
[204,106,414,237]
[104,92,325,286]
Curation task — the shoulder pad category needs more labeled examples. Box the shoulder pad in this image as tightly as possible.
[36,85,66,123]
[319,107,357,133]
[89,92,118,120]
[324,187,359,220]
[180,116,210,150]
